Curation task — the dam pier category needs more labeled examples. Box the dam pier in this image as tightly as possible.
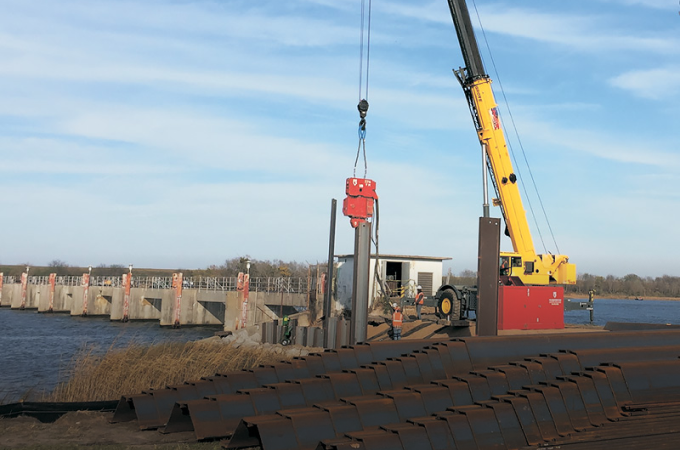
[0,273,313,330]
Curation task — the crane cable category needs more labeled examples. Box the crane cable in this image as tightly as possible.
[354,0,388,305]
[354,0,372,178]
[470,0,561,255]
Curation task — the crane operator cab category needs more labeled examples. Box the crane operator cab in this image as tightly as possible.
[500,256,510,276]
[499,255,524,279]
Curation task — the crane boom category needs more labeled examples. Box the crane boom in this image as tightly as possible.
[447,0,576,285]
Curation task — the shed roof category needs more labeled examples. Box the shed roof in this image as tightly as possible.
[335,254,452,261]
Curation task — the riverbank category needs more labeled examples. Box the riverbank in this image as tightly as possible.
[43,337,296,403]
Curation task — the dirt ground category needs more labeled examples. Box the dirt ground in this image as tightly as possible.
[0,411,222,449]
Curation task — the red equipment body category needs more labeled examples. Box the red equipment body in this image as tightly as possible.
[342,177,378,228]
[498,286,564,330]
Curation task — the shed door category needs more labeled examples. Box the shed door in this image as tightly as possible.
[417,272,434,296]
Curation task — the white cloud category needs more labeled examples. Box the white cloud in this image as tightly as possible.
[477,7,677,54]
[601,0,678,10]
[609,67,680,99]
[378,2,679,55]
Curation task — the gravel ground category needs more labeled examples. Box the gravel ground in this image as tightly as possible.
[0,411,221,449]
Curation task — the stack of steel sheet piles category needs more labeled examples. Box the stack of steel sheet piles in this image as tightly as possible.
[112,330,680,449]
[110,339,438,430]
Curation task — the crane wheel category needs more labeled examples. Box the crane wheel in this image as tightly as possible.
[436,289,461,320]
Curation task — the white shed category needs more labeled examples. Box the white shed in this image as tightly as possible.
[335,254,451,311]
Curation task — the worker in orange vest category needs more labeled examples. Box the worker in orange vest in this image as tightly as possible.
[391,302,403,340]
[414,285,424,320]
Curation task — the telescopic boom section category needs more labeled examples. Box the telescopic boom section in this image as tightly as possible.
[447,0,576,285]
[447,0,485,81]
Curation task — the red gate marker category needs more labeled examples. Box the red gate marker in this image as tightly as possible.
[48,273,56,312]
[173,273,183,328]
[242,274,250,328]
[20,272,28,309]
[237,272,250,329]
[122,273,131,322]
[81,273,90,316]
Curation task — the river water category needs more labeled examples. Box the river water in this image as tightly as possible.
[1,299,680,404]
[564,298,680,326]
[0,308,218,403]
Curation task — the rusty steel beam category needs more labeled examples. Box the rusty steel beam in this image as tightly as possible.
[351,221,371,345]
[324,199,337,347]
[476,217,500,336]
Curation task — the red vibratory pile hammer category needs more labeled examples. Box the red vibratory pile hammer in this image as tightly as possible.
[342,177,378,227]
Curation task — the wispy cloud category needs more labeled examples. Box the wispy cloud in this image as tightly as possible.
[598,0,678,10]
[475,7,677,54]
[609,67,680,99]
[516,116,680,169]
[379,1,679,55]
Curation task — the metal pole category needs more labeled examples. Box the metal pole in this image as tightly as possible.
[324,199,337,344]
[482,143,490,218]
[350,221,371,345]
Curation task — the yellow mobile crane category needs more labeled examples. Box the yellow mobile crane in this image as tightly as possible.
[435,0,576,319]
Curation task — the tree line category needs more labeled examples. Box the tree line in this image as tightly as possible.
[565,273,680,299]
[0,257,318,279]
[445,270,680,299]
[4,259,678,299]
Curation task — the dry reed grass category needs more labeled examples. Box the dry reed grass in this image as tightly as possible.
[44,340,291,402]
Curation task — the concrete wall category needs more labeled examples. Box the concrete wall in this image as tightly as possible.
[159,290,225,327]
[336,259,354,311]
[337,256,446,311]
[1,282,309,330]
[37,285,75,312]
[68,286,115,316]
[8,284,30,309]
[130,288,167,321]
[0,284,13,307]
[403,260,444,296]
[222,291,308,331]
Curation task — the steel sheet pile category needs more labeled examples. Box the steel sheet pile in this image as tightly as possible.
[112,330,680,449]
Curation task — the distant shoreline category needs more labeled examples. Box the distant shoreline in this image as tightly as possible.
[567,294,680,302]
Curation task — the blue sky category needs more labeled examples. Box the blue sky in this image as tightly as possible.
[0,0,678,277]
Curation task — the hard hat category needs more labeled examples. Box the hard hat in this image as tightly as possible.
[417,285,422,290]
[391,303,397,308]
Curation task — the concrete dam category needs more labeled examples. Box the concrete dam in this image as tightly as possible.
[0,274,313,330]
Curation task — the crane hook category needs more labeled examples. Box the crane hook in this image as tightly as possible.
[358,99,369,119]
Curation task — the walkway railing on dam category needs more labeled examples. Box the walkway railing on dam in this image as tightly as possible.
[3,275,313,294]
